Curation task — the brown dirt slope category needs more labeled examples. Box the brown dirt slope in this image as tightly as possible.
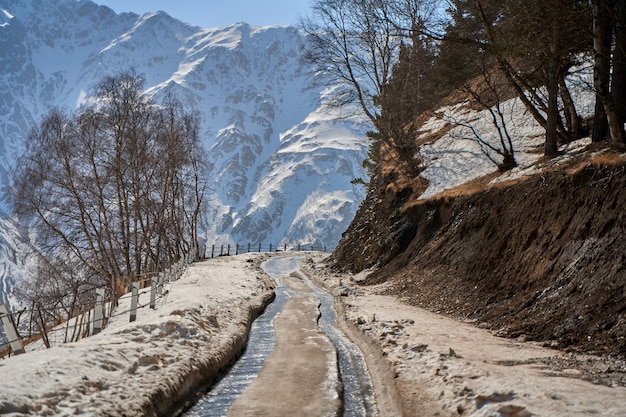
[333,159,626,356]
[333,172,419,273]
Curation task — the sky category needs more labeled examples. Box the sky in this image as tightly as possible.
[95,0,313,28]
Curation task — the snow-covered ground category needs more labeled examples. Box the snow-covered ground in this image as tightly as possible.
[2,253,624,416]
[303,254,626,417]
[0,255,274,416]
[416,65,596,199]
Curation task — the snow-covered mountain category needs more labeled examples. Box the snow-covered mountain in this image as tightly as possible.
[0,0,370,306]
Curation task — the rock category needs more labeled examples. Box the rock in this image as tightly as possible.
[411,344,428,352]
[497,404,532,417]
[474,391,515,408]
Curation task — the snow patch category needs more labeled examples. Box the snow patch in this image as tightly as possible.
[418,68,596,199]
[0,8,13,26]
[0,256,273,416]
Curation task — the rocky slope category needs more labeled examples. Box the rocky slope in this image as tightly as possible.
[334,149,626,356]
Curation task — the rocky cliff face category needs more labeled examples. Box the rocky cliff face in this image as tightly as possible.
[334,154,626,355]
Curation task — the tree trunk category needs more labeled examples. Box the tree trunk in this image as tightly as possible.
[612,0,626,135]
[545,20,561,157]
[593,0,624,144]
[559,77,581,140]
[593,96,609,142]
[545,56,560,157]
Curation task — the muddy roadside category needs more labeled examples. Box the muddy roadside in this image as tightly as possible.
[301,253,626,417]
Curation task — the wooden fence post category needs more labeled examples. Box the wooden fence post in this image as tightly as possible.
[284,244,287,252]
[211,245,215,258]
[130,283,139,322]
[150,278,157,309]
[93,288,104,335]
[0,304,25,355]
[248,243,251,253]
[236,243,239,255]
[157,272,164,295]
[227,244,231,256]
[35,303,50,349]
[258,242,262,252]
[269,243,272,252]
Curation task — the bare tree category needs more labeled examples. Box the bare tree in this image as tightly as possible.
[301,0,438,176]
[300,0,399,123]
[503,0,591,155]
[11,71,206,313]
[438,0,590,157]
[446,62,518,171]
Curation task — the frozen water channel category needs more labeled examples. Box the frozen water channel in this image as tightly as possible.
[183,256,375,416]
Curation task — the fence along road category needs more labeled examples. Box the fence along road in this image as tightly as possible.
[0,252,193,357]
[205,242,332,258]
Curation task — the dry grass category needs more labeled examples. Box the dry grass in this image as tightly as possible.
[566,147,626,175]
[399,142,626,211]
[401,171,504,211]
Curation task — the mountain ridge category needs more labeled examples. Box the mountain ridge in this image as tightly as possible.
[0,0,370,306]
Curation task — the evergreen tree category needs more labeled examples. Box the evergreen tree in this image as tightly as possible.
[373,31,436,176]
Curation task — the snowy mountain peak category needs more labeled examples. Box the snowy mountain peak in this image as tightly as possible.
[0,0,370,306]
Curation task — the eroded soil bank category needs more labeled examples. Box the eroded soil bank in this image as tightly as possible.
[334,158,626,358]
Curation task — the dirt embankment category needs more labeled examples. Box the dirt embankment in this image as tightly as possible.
[334,159,626,357]
[334,172,420,273]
